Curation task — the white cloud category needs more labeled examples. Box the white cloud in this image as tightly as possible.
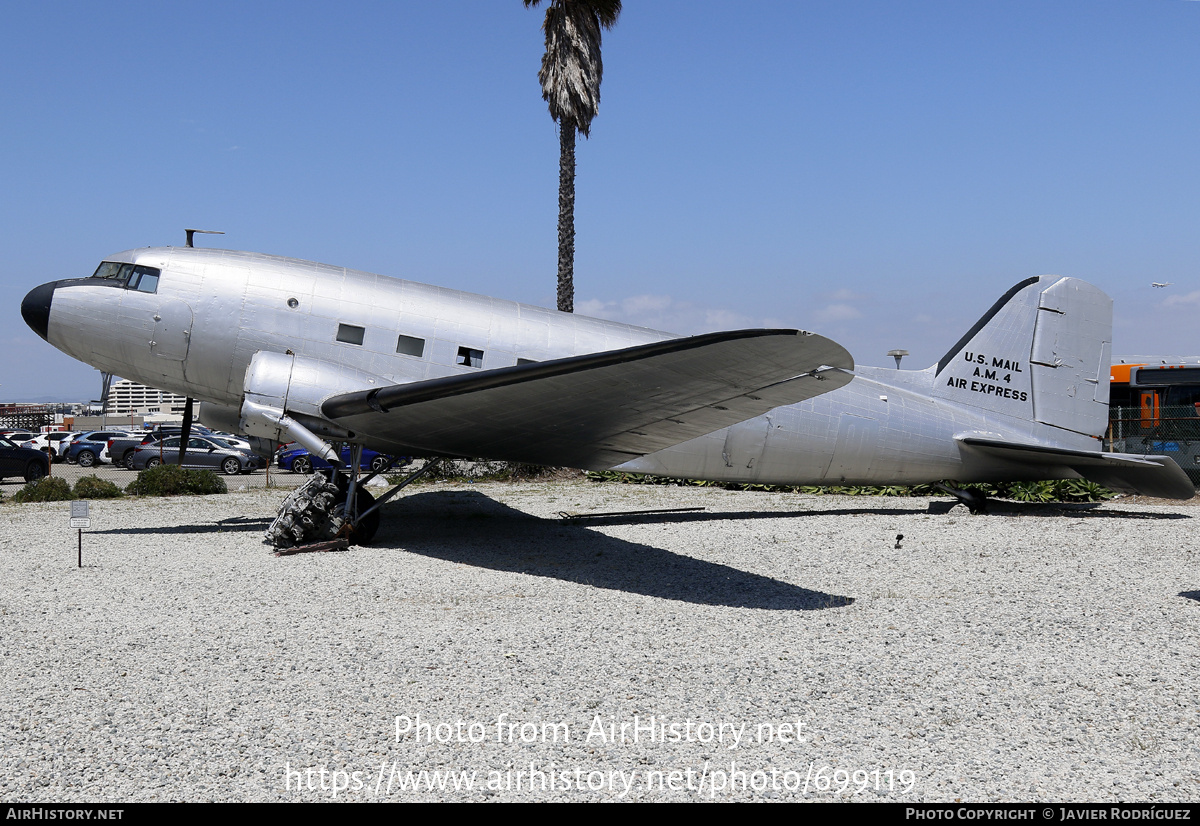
[1162,290,1200,308]
[824,288,866,302]
[620,294,673,315]
[814,303,863,322]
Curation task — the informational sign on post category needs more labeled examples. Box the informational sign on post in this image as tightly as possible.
[69,500,90,529]
[70,501,90,568]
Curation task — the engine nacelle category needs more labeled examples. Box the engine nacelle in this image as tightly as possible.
[237,351,391,464]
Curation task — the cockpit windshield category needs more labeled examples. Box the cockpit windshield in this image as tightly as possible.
[90,262,161,293]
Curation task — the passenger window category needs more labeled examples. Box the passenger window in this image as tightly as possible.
[396,334,425,358]
[337,324,366,345]
[457,347,484,368]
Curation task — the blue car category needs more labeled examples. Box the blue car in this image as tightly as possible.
[276,444,395,475]
[64,431,135,467]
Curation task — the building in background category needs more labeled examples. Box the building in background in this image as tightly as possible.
[104,380,188,418]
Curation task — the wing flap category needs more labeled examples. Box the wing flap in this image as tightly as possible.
[322,329,852,469]
[959,437,1195,499]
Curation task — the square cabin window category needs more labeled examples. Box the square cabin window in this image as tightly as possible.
[337,324,365,345]
[457,346,484,368]
[396,334,425,358]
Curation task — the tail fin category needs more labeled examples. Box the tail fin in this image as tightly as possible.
[931,275,1112,437]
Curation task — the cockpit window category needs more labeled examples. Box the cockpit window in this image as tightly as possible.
[91,262,125,280]
[128,267,160,293]
[89,262,160,293]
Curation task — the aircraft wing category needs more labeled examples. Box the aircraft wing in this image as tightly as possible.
[958,437,1196,499]
[321,329,853,470]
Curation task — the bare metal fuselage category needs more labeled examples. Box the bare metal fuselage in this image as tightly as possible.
[36,246,1105,488]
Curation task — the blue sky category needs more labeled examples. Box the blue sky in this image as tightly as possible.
[3,1,1199,400]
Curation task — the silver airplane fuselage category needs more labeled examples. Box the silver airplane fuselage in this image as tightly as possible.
[22,245,1129,491]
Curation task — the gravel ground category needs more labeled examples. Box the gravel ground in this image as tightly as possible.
[1,481,1198,802]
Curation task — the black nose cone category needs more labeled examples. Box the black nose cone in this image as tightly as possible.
[22,282,55,341]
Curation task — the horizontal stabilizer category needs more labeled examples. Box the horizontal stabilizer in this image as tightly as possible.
[959,437,1195,500]
[323,329,853,470]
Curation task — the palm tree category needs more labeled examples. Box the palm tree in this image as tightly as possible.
[524,0,622,313]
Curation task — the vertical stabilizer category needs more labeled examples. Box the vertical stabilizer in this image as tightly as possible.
[932,276,1112,438]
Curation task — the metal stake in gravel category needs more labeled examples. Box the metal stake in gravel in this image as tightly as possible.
[69,500,90,567]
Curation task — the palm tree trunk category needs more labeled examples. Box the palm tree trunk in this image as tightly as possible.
[557,121,576,313]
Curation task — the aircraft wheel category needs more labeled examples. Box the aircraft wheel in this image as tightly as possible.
[145,457,162,469]
[24,461,46,483]
[222,457,242,475]
[292,456,312,475]
[77,449,96,468]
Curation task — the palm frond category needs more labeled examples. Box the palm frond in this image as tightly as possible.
[527,0,622,136]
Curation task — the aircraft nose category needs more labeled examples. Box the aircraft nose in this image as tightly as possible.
[21,281,55,341]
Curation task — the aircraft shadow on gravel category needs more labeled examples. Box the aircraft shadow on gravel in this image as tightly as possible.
[537,500,1191,524]
[90,515,273,536]
[372,490,854,611]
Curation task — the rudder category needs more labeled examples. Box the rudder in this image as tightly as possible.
[932,276,1112,438]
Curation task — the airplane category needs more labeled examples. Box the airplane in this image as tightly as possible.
[1152,282,1172,288]
[21,241,1195,548]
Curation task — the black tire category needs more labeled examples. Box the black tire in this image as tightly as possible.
[292,456,312,475]
[122,450,137,470]
[370,455,389,473]
[24,460,46,483]
[326,472,380,546]
[343,487,380,546]
[222,457,242,475]
[145,457,162,469]
[77,449,96,468]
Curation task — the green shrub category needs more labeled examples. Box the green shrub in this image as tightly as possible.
[13,477,75,503]
[73,475,124,499]
[126,465,227,496]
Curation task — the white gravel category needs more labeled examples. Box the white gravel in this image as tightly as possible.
[1,481,1198,802]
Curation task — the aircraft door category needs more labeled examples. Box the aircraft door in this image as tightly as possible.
[151,299,193,361]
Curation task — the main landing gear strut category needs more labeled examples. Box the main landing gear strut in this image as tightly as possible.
[264,450,440,550]
[935,483,989,515]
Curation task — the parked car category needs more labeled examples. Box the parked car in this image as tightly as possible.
[130,436,261,474]
[20,432,78,463]
[276,444,395,475]
[64,431,136,467]
[0,435,50,483]
[107,432,161,470]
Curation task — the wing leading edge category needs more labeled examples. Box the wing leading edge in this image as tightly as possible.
[322,329,853,470]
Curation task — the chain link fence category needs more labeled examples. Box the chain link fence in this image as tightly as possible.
[11,410,1200,497]
[11,457,310,495]
[1108,405,1200,486]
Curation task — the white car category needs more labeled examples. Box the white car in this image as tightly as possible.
[211,432,253,452]
[19,432,76,463]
